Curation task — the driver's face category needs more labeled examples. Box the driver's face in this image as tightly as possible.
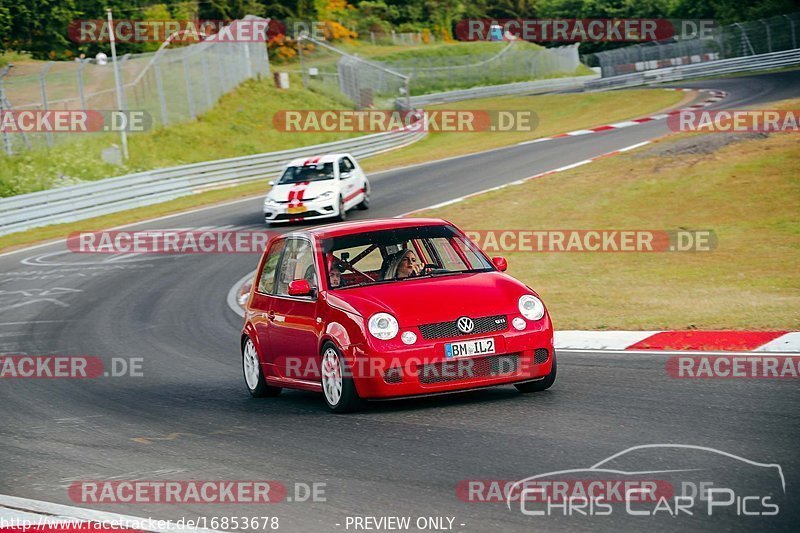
[396,252,419,277]
[330,269,341,287]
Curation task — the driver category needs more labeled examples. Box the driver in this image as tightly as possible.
[384,249,423,279]
[328,257,346,288]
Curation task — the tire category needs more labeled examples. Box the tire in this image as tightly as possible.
[337,196,347,222]
[242,337,282,398]
[320,342,362,413]
[357,183,370,210]
[515,352,557,393]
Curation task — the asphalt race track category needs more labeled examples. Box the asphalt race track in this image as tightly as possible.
[1,71,799,532]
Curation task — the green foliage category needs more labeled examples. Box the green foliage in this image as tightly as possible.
[1,1,796,59]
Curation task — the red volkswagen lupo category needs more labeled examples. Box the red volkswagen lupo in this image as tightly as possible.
[240,218,555,412]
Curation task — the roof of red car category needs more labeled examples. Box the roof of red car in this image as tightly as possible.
[303,218,451,239]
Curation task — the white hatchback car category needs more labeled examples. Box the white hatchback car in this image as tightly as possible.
[263,153,370,225]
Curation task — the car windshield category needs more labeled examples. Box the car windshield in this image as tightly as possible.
[322,225,493,290]
[278,163,334,184]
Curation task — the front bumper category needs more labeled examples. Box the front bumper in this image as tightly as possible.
[263,198,338,223]
[347,325,554,399]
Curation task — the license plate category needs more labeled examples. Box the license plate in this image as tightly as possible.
[445,338,495,358]
[287,206,307,215]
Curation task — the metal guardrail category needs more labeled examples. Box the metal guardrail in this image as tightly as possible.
[401,74,599,107]
[0,127,426,236]
[585,48,800,91]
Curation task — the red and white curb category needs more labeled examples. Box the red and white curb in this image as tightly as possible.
[518,89,727,146]
[556,330,800,353]
[0,494,220,533]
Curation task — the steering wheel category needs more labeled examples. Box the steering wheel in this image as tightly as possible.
[410,263,438,277]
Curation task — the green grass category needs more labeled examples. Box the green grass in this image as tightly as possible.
[362,88,688,172]
[410,100,800,330]
[0,74,360,197]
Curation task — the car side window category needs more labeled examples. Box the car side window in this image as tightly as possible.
[276,238,317,296]
[339,157,354,176]
[257,239,286,294]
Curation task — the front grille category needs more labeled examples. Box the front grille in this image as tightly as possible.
[534,348,549,364]
[418,354,519,384]
[418,314,508,340]
[384,368,403,384]
[271,210,322,221]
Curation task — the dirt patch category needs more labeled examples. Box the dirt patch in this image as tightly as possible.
[639,132,770,158]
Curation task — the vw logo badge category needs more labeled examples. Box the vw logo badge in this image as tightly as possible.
[457,317,474,334]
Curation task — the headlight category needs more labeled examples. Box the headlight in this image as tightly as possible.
[518,295,545,321]
[316,191,335,201]
[368,313,399,340]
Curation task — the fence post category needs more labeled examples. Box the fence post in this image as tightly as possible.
[77,61,87,109]
[761,20,772,53]
[0,66,13,155]
[201,52,213,108]
[182,51,196,119]
[40,61,54,147]
[154,60,168,126]
[785,15,797,49]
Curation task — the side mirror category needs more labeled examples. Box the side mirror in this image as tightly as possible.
[340,171,352,179]
[268,180,275,186]
[288,279,314,296]
[492,256,508,272]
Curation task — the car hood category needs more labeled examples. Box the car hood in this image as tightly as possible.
[326,272,535,326]
[268,180,335,202]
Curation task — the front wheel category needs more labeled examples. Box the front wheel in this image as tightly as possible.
[515,352,557,393]
[242,337,281,397]
[321,343,362,413]
[337,197,347,222]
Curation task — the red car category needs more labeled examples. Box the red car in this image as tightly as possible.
[240,218,555,412]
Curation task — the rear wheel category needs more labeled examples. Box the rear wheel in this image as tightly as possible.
[321,342,362,413]
[357,183,370,210]
[242,337,282,397]
[515,353,557,393]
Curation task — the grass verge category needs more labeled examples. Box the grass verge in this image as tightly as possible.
[0,74,358,197]
[0,88,688,254]
[362,88,687,171]
[411,98,800,330]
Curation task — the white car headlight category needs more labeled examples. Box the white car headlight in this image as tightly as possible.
[316,191,335,201]
[518,295,545,321]
[368,313,399,340]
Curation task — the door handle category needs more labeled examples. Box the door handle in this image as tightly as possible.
[267,311,275,321]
